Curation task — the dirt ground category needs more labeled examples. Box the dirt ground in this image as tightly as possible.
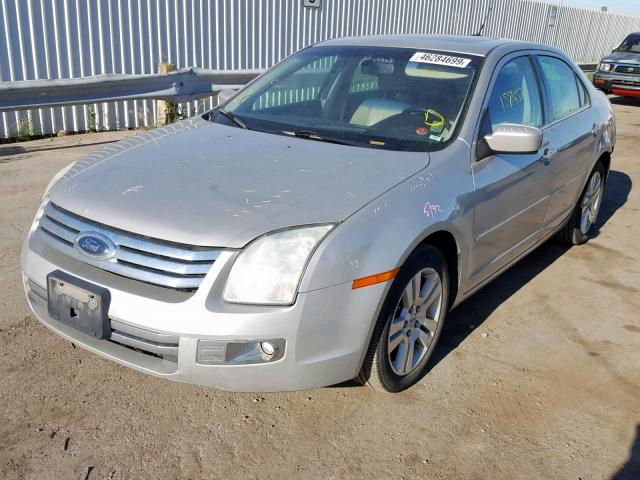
[0,100,638,480]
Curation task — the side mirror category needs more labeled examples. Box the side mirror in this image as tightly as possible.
[483,124,543,154]
[216,88,237,106]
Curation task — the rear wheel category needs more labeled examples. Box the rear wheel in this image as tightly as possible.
[558,161,605,245]
[357,245,449,392]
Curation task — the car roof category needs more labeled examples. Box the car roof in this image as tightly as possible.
[317,34,542,57]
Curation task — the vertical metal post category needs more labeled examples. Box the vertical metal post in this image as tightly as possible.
[155,62,177,126]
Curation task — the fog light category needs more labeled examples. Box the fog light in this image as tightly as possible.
[260,341,276,356]
[197,339,285,365]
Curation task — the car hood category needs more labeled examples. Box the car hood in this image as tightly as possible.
[50,117,429,248]
[601,50,640,64]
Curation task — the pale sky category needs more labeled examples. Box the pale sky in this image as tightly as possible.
[559,0,640,16]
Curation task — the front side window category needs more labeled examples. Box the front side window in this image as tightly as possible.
[538,56,582,122]
[214,46,481,151]
[484,56,543,132]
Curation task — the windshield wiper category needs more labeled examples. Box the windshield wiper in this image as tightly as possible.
[281,130,354,146]
[217,108,247,129]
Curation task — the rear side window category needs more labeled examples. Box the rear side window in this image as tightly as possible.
[485,56,543,132]
[538,56,582,121]
[576,75,591,108]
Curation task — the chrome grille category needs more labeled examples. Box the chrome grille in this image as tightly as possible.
[38,202,220,290]
[615,65,640,75]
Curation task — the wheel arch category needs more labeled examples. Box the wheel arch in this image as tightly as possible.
[355,228,462,390]
[598,151,611,180]
[410,229,460,309]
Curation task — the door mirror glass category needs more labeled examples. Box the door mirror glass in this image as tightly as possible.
[217,88,237,106]
[483,123,542,154]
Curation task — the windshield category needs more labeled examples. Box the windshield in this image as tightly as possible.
[616,34,640,53]
[212,46,481,151]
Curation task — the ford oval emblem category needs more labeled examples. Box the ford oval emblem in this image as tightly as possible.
[74,232,117,260]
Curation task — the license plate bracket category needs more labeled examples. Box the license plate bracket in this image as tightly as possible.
[47,271,111,339]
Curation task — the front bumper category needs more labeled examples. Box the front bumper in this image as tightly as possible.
[592,71,640,97]
[21,226,387,392]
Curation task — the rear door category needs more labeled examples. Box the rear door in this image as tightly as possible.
[469,54,555,286]
[535,55,598,233]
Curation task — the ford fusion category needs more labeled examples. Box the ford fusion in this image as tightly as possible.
[22,36,615,392]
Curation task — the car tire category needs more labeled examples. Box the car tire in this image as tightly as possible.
[557,161,605,245]
[356,245,449,392]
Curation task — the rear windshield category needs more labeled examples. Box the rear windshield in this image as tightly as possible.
[212,45,482,152]
[616,34,640,53]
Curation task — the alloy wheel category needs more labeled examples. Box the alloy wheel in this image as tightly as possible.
[387,267,443,376]
[580,171,603,234]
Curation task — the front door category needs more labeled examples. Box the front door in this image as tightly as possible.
[469,55,555,287]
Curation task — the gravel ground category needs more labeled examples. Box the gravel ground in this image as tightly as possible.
[1,100,639,480]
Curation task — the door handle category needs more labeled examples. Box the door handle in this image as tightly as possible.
[540,147,557,165]
[591,124,600,137]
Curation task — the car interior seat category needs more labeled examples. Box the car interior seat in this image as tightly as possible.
[349,61,410,127]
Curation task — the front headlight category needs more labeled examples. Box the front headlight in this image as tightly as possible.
[599,63,612,72]
[223,224,335,305]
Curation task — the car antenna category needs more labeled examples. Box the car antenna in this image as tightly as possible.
[473,6,493,36]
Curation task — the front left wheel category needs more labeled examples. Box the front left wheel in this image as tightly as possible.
[357,245,449,392]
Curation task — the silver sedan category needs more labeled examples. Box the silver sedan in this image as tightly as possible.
[21,35,615,392]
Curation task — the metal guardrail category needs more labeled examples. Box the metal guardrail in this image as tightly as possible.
[0,68,264,112]
[0,63,598,114]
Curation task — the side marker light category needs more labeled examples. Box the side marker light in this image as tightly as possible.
[352,268,400,290]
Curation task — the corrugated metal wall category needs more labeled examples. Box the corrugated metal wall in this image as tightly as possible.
[1,0,639,138]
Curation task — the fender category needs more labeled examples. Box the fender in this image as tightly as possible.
[300,140,475,296]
